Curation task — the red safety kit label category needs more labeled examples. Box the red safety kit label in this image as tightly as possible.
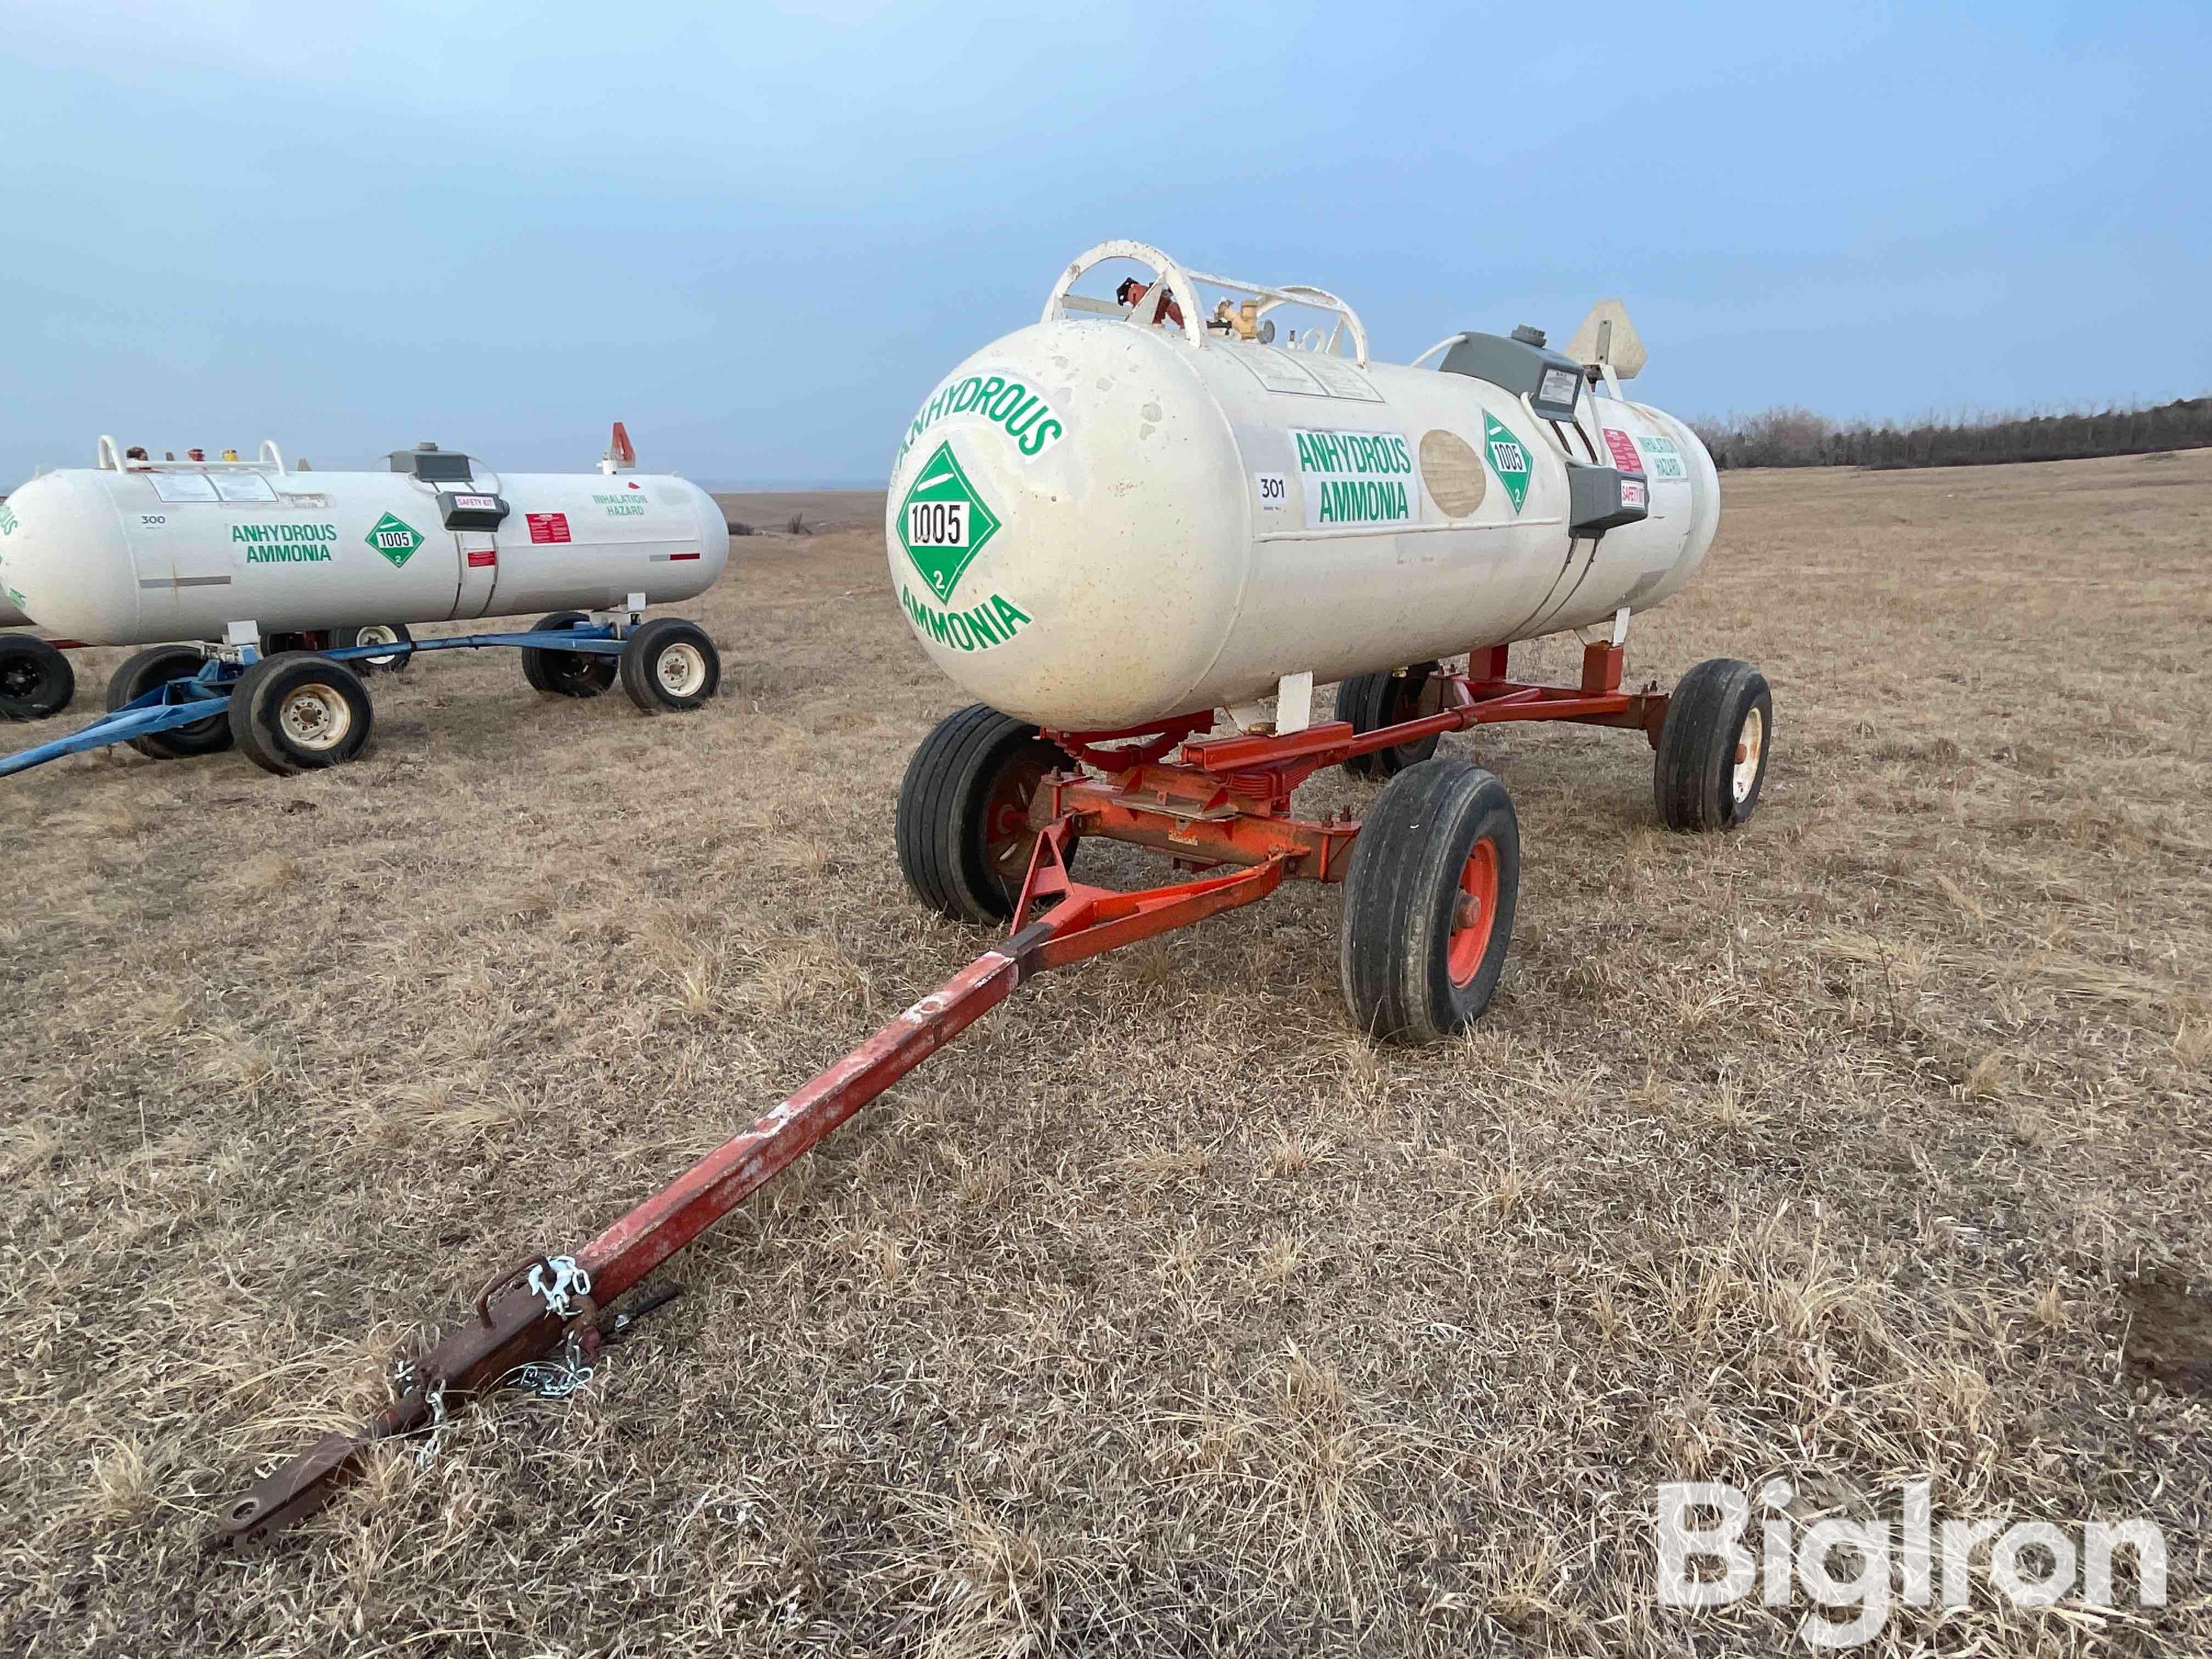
[526,512,572,544]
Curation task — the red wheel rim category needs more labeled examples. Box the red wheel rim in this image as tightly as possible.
[1446,837,1500,987]
[982,755,1049,884]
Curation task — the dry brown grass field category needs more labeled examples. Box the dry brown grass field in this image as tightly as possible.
[4,453,2209,1655]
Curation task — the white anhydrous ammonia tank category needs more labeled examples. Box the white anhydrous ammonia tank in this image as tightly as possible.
[885,243,1721,732]
[0,500,30,625]
[0,441,727,645]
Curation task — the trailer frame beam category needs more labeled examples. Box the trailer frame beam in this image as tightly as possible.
[2,625,630,780]
[210,825,1284,1554]
[207,642,1667,1553]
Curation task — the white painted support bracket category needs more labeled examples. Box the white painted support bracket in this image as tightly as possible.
[1225,670,1317,736]
[218,619,262,664]
[1574,609,1636,652]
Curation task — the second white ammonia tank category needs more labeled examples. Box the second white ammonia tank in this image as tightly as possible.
[885,242,1720,733]
[0,440,727,646]
[0,502,31,625]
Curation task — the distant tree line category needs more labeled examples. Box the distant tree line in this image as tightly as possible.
[1688,397,2212,470]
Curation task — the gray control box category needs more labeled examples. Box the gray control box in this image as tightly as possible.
[1440,327,1584,421]
[437,490,510,532]
[1566,464,1650,537]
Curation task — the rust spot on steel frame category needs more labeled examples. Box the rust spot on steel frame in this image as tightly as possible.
[1051,777,1356,882]
[473,1254,552,1327]
[1042,714,1210,774]
[213,1274,571,1554]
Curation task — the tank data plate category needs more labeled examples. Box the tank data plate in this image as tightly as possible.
[148,473,280,504]
[1218,347,1382,403]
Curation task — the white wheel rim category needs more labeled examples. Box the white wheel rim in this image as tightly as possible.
[656,642,707,698]
[278,684,352,751]
[357,625,400,664]
[1732,707,1765,803]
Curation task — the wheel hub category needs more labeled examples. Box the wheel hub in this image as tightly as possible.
[983,757,1051,881]
[1733,707,1765,803]
[278,685,351,751]
[656,642,707,698]
[1446,837,1500,988]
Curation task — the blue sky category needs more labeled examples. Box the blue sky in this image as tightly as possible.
[3,1,2203,487]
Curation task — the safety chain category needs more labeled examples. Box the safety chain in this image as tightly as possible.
[502,1327,596,1401]
[415,1379,449,1469]
[527,1255,593,1319]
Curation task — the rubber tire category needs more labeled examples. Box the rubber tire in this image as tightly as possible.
[228,653,374,776]
[0,635,74,721]
[897,703,1068,925]
[1654,658,1772,832]
[521,611,617,698]
[337,622,413,674]
[1338,664,1443,778]
[108,645,232,760]
[618,617,722,713]
[1338,758,1520,1043]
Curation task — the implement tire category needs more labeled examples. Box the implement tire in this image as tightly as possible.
[1337,663,1444,778]
[897,703,1066,925]
[0,635,74,721]
[337,622,413,674]
[1654,658,1771,832]
[228,653,374,776]
[522,611,617,698]
[108,646,231,760]
[1339,758,1519,1043]
[618,617,721,713]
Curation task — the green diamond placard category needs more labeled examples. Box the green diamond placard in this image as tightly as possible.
[1482,413,1532,515]
[367,512,425,568]
[896,442,1000,603]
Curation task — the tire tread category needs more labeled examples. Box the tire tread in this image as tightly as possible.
[522,612,614,697]
[897,704,1054,923]
[1339,757,1519,1042]
[618,617,721,713]
[1654,657,1771,832]
[108,646,229,759]
[227,653,374,776]
[0,635,74,721]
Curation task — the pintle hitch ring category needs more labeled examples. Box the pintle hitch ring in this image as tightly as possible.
[474,1254,554,1326]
